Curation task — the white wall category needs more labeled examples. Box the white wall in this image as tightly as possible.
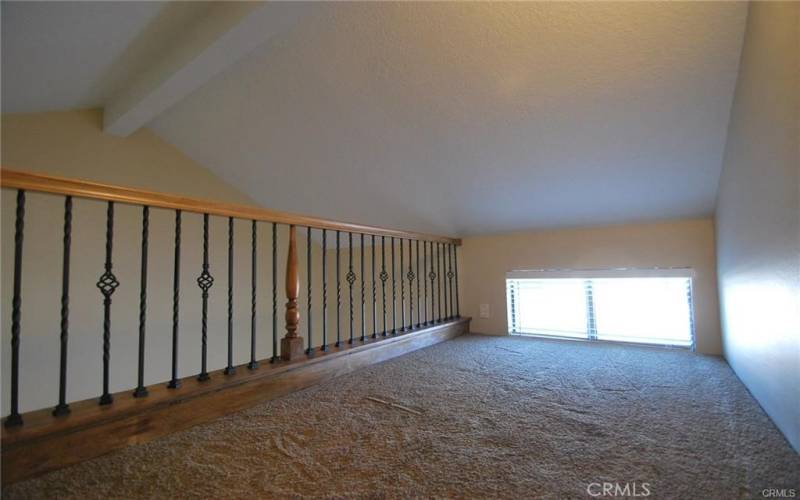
[715,2,800,452]
[461,219,722,354]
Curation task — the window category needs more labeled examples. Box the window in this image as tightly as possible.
[508,279,587,339]
[506,269,695,349]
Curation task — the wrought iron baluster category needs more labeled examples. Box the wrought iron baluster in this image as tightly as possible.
[448,244,455,320]
[360,234,366,342]
[5,190,25,426]
[197,214,214,381]
[371,235,377,338]
[53,196,73,416]
[441,243,446,320]
[133,206,150,397]
[97,201,119,404]
[436,242,442,323]
[444,244,449,320]
[400,238,405,332]
[380,236,388,336]
[415,240,421,328]
[347,232,356,344]
[429,241,437,325]
[271,223,278,362]
[336,231,341,347]
[431,242,442,324]
[454,244,460,318]
[441,244,446,320]
[306,227,314,356]
[168,210,182,388]
[321,229,328,351]
[407,239,415,330]
[249,221,259,369]
[391,237,396,335]
[225,218,235,375]
[423,240,428,326]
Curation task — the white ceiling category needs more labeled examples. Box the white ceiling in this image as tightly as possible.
[1,1,214,113]
[2,2,748,237]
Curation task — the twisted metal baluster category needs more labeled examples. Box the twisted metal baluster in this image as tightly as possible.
[441,243,446,320]
[454,244,460,318]
[371,235,378,338]
[306,227,314,356]
[447,244,455,320]
[429,241,437,325]
[380,236,388,336]
[53,196,73,416]
[400,238,405,332]
[97,201,119,405]
[391,237,396,335]
[336,231,342,347]
[271,223,278,362]
[133,206,150,397]
[423,241,428,326]
[168,210,182,388]
[321,229,328,351]
[360,234,366,342]
[197,214,213,381]
[347,232,356,344]
[5,190,25,426]
[225,218,236,375]
[440,243,448,321]
[415,240,421,328]
[436,243,442,323]
[249,221,259,369]
[407,239,415,330]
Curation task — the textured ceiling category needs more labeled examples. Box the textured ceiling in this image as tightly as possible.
[151,2,747,236]
[1,1,212,113]
[3,2,748,237]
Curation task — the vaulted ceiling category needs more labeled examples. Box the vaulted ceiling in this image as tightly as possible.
[2,1,748,236]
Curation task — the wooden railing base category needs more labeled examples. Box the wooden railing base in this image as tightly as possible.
[280,336,305,361]
[1,318,469,485]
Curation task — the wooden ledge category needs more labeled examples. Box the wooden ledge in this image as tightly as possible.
[1,318,470,485]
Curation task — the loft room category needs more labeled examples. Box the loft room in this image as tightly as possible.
[0,1,798,498]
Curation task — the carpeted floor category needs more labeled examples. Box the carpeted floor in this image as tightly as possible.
[4,334,798,499]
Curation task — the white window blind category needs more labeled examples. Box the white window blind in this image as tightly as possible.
[507,279,587,338]
[506,269,695,349]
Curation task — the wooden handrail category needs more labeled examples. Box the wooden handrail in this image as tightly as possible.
[0,168,461,245]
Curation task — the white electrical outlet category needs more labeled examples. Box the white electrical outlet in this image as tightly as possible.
[479,304,490,318]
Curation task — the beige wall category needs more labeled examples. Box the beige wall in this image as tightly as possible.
[461,219,722,354]
[715,2,799,451]
[0,109,286,413]
[1,108,254,203]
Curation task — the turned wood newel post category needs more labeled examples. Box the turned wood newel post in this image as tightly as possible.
[281,225,304,360]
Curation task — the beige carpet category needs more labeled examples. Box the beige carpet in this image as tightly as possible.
[4,334,798,499]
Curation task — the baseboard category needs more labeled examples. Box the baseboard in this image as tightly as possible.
[1,318,470,485]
